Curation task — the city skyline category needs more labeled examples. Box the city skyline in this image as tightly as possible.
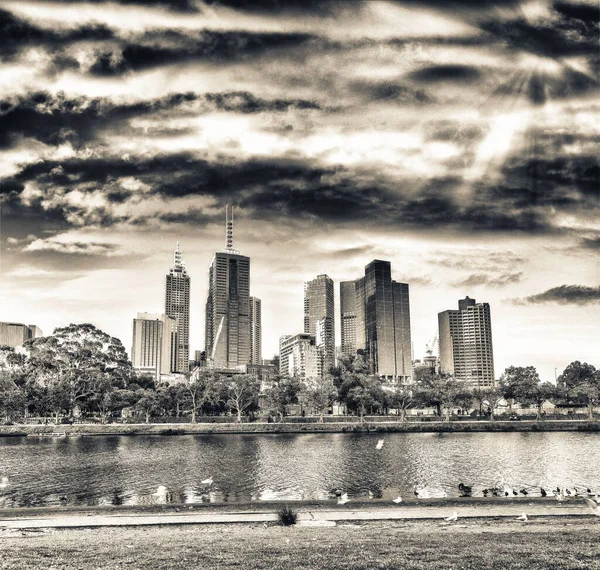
[0,1,598,382]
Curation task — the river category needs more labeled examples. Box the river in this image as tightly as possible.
[0,432,598,508]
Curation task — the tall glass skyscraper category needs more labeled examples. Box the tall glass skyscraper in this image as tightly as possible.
[205,206,251,369]
[340,260,412,383]
[249,296,262,365]
[304,274,335,375]
[438,297,495,387]
[165,242,190,373]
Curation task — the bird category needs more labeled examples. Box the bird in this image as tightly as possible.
[0,477,8,489]
[393,496,403,504]
[201,477,213,485]
[337,493,349,505]
[375,439,384,450]
[520,489,528,496]
[512,489,518,496]
[540,488,547,497]
[516,513,528,522]
[555,492,565,502]
[584,498,600,516]
[444,512,458,522]
[458,483,472,497]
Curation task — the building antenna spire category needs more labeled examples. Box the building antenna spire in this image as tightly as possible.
[226,205,234,250]
[173,240,184,268]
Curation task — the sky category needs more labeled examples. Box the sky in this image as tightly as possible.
[0,0,598,382]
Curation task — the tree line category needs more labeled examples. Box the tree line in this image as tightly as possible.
[0,324,598,424]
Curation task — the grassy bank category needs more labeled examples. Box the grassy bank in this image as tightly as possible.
[1,420,599,437]
[1,518,598,570]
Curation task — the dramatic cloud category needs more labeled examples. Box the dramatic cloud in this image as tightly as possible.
[1,0,598,373]
[452,272,523,288]
[512,285,600,306]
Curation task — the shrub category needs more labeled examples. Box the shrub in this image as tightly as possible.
[277,504,297,526]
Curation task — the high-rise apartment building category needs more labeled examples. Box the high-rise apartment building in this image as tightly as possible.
[131,312,178,381]
[438,296,495,387]
[340,281,357,357]
[205,206,251,369]
[341,260,412,382]
[249,296,262,365]
[165,242,190,373]
[0,322,43,347]
[279,333,322,380]
[304,274,335,374]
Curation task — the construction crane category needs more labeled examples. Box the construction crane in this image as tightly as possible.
[425,332,438,357]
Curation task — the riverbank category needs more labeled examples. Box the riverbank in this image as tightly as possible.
[0,515,598,570]
[1,419,599,437]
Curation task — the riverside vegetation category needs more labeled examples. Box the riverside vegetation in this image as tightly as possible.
[0,323,598,425]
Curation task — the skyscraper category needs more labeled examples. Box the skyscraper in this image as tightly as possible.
[249,296,262,365]
[341,260,412,382]
[438,297,495,387]
[165,242,190,373]
[131,312,178,381]
[205,206,251,369]
[340,281,357,357]
[0,322,43,347]
[304,274,335,374]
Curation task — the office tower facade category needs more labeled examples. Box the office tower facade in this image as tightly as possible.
[249,296,262,365]
[131,312,178,381]
[279,333,322,380]
[340,281,357,357]
[0,322,43,347]
[304,274,335,374]
[165,242,190,373]
[341,260,412,382]
[205,206,251,369]
[438,296,495,387]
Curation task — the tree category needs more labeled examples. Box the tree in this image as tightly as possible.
[559,362,599,420]
[386,384,415,422]
[301,375,338,422]
[414,368,461,420]
[501,366,540,403]
[472,385,505,421]
[0,376,25,423]
[185,370,222,423]
[135,389,161,424]
[262,376,303,421]
[225,375,260,423]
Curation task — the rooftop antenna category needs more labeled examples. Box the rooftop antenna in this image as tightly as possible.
[174,241,183,267]
[221,205,240,254]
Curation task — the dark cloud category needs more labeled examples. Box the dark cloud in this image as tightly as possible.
[408,64,482,83]
[2,146,594,237]
[0,90,321,149]
[479,13,599,61]
[452,272,523,288]
[52,0,200,11]
[512,284,600,306]
[323,245,372,259]
[202,0,342,15]
[0,9,114,59]
[579,236,600,250]
[87,30,314,75]
[349,79,432,104]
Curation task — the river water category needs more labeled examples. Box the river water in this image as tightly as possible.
[0,432,598,508]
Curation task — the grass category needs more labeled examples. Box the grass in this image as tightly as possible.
[0,519,598,570]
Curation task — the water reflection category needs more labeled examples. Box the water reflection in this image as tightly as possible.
[0,432,598,508]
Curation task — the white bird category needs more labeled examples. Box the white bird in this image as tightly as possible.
[201,477,213,485]
[0,477,8,489]
[516,513,528,522]
[393,496,403,504]
[584,498,600,516]
[337,493,349,505]
[444,511,458,522]
[375,439,384,450]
